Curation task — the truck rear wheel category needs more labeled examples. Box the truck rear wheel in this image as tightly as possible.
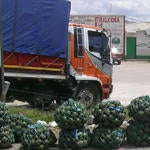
[75,83,101,108]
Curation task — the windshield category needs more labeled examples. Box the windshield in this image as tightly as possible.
[88,31,110,63]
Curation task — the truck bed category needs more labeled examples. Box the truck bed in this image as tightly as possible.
[4,52,66,75]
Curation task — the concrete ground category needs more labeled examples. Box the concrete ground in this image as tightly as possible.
[110,60,150,106]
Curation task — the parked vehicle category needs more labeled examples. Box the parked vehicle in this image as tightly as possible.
[2,0,113,107]
[111,47,122,65]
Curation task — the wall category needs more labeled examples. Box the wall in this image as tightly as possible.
[125,30,150,59]
[136,30,150,59]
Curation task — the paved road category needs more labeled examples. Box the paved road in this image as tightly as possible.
[110,60,150,106]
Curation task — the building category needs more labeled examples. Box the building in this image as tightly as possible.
[70,15,150,60]
[125,22,150,59]
[70,15,125,58]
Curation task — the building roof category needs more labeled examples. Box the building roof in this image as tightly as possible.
[126,22,150,33]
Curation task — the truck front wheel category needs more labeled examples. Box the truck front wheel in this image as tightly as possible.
[75,83,101,108]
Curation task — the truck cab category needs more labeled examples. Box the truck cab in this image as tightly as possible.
[67,24,113,107]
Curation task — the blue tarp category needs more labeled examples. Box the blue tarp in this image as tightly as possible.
[2,0,71,58]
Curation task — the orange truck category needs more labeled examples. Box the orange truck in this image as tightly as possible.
[2,0,113,107]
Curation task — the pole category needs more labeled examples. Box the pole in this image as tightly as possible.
[0,0,4,101]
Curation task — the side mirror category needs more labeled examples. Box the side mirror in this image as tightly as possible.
[113,58,121,65]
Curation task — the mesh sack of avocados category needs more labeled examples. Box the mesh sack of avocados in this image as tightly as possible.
[127,119,150,147]
[21,123,57,150]
[6,113,34,142]
[127,95,150,123]
[92,126,126,149]
[54,99,88,129]
[59,128,91,149]
[0,125,15,149]
[0,101,10,127]
[92,100,126,128]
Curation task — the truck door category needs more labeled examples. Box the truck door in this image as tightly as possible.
[87,30,113,76]
[72,27,85,74]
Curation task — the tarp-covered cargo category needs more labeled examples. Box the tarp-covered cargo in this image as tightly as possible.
[2,0,71,58]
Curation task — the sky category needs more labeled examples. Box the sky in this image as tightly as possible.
[69,0,150,22]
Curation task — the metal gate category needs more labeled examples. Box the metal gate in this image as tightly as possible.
[126,37,136,59]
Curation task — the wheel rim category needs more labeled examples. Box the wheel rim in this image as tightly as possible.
[77,89,94,108]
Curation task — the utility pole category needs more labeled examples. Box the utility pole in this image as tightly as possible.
[0,0,4,101]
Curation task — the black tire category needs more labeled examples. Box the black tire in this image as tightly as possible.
[117,60,121,65]
[5,95,15,102]
[75,82,101,108]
